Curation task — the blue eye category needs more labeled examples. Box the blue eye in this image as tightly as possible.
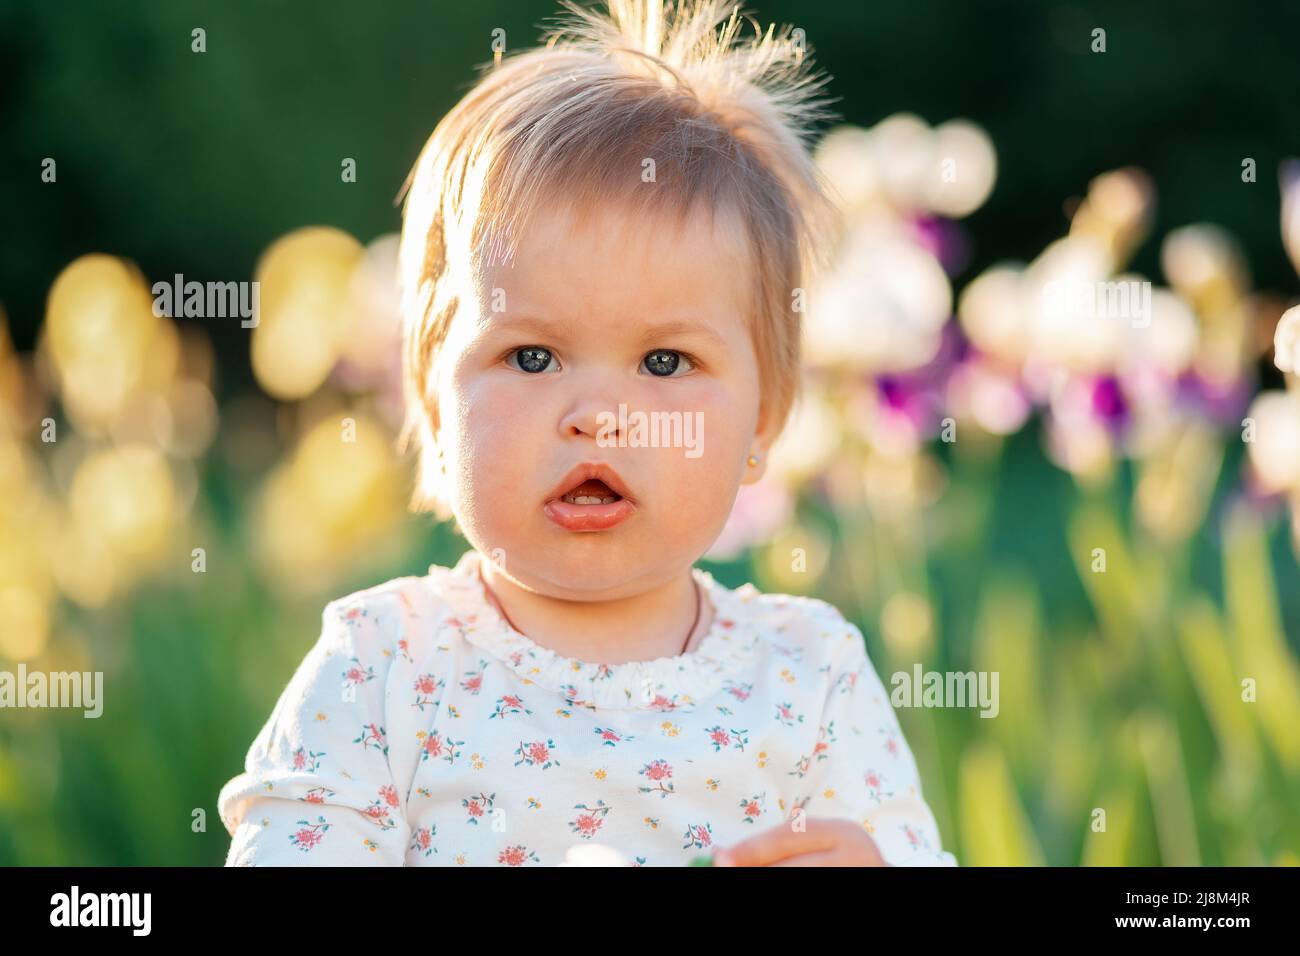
[642,349,693,377]
[507,347,558,373]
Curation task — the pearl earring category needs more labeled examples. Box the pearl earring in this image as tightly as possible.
[747,454,759,467]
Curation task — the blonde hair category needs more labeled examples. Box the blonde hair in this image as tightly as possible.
[397,0,840,518]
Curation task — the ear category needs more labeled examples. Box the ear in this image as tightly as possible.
[739,399,781,486]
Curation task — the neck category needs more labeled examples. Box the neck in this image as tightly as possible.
[476,556,713,665]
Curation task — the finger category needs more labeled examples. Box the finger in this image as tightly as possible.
[770,850,846,866]
[716,820,838,866]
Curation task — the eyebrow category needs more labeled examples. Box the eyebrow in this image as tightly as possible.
[485,315,730,350]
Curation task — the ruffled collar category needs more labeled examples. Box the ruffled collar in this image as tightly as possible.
[426,549,763,712]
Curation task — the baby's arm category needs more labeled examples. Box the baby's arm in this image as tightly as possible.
[712,604,956,867]
[795,611,957,866]
[217,600,411,866]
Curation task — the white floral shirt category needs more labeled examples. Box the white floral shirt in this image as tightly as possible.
[217,549,957,866]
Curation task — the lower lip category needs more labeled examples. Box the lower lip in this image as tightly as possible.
[544,496,636,531]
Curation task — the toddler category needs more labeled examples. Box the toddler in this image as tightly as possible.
[218,0,956,867]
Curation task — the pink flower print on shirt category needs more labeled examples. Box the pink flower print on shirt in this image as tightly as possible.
[409,825,437,858]
[723,680,753,703]
[739,793,766,824]
[774,643,805,663]
[289,817,330,851]
[787,753,811,779]
[413,673,444,711]
[462,792,496,824]
[396,637,413,664]
[638,759,675,797]
[560,685,598,714]
[773,702,804,727]
[788,794,811,819]
[648,693,689,712]
[834,667,859,695]
[879,725,900,759]
[353,722,388,755]
[704,725,750,753]
[514,739,560,769]
[594,726,635,747]
[301,786,336,804]
[863,769,895,803]
[364,785,401,830]
[460,660,489,695]
[489,693,532,719]
[569,800,611,839]
[342,658,375,687]
[811,721,837,763]
[681,821,713,850]
[419,731,464,765]
[291,747,324,773]
[902,822,930,852]
[498,845,540,866]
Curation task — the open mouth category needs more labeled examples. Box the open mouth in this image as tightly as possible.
[544,465,636,532]
[560,478,623,505]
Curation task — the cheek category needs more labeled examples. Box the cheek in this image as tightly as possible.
[442,372,537,510]
[648,384,753,515]
[675,377,759,462]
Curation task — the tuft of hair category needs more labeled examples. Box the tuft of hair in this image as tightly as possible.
[397,0,841,519]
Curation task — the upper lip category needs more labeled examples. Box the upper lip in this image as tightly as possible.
[546,462,635,503]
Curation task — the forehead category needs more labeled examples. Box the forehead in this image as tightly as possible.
[477,196,754,325]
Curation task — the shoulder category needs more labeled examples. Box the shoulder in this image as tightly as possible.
[322,573,433,641]
[246,572,455,723]
[723,582,867,675]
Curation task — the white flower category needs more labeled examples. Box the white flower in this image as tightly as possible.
[1245,391,1300,493]
[1274,305,1300,375]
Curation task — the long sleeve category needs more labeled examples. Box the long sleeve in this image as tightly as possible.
[798,611,957,866]
[217,597,412,866]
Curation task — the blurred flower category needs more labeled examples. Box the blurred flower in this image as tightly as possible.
[766,382,841,487]
[1275,305,1300,375]
[946,354,1031,436]
[805,221,952,373]
[1244,390,1300,494]
[333,233,405,429]
[41,255,178,436]
[253,411,408,593]
[251,227,365,401]
[706,475,794,561]
[1281,159,1300,279]
[1068,167,1155,270]
[1161,224,1253,387]
[68,444,177,564]
[927,119,997,218]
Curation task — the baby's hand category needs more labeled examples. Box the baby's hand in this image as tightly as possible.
[712,818,889,867]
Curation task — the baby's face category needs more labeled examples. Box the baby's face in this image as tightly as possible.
[433,198,769,598]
